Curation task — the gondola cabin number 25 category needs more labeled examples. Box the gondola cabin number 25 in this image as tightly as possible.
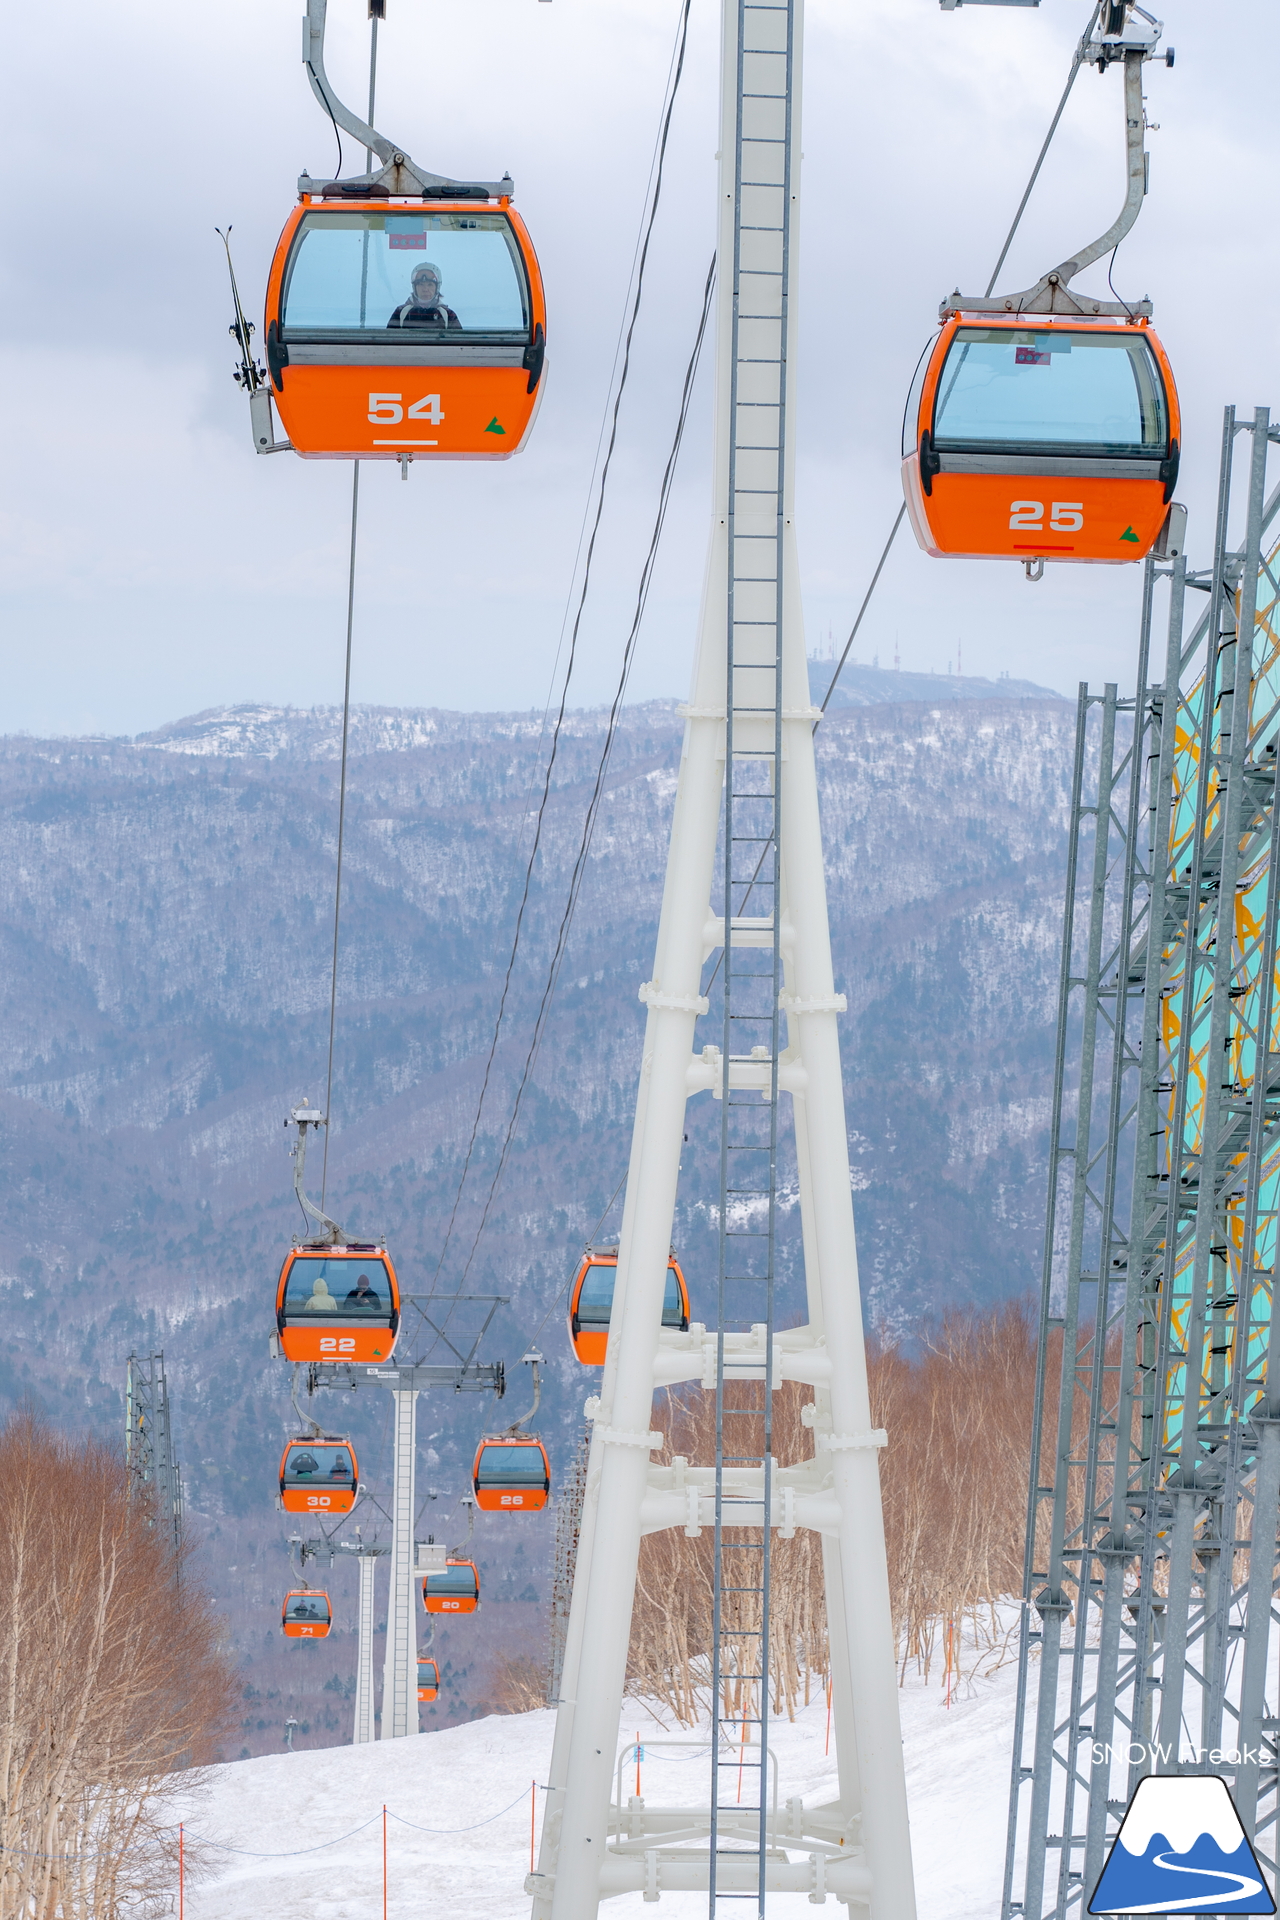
[368,394,444,425]
[1009,501,1084,532]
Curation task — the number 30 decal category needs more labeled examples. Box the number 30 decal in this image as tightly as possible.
[1009,500,1085,532]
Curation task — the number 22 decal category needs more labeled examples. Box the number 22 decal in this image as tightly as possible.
[1009,500,1085,532]
[318,1337,356,1354]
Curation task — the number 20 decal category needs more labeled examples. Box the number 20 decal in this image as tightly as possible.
[1009,500,1085,533]
[318,1337,356,1354]
[367,393,445,425]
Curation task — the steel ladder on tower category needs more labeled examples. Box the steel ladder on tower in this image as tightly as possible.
[709,2,794,1909]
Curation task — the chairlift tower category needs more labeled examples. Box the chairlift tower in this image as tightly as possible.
[125,1351,184,1556]
[305,1292,506,1739]
[530,1,915,1913]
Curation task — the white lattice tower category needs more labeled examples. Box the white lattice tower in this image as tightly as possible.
[528,0,916,1913]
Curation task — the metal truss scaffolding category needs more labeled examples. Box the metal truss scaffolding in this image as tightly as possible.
[125,1350,183,1555]
[529,0,914,1914]
[1004,408,1280,1918]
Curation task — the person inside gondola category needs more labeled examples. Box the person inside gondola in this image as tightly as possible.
[388,262,461,329]
[305,1277,337,1312]
[291,1451,319,1478]
[344,1273,381,1312]
[290,1598,319,1619]
[329,1450,351,1478]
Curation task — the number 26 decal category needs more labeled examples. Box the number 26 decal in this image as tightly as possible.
[1009,500,1085,532]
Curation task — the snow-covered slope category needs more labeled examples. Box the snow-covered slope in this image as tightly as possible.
[179,1643,1019,1919]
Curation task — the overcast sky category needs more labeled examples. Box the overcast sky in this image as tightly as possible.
[1,0,1275,737]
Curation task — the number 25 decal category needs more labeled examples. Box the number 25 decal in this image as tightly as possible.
[1009,500,1085,533]
[367,393,445,425]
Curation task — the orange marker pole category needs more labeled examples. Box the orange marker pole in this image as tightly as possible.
[531,1778,537,1873]
[178,1824,184,1920]
[824,1678,833,1758]
[635,1733,641,1799]
[382,1803,387,1920]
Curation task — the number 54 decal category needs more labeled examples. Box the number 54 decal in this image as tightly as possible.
[1009,501,1084,532]
[368,393,444,425]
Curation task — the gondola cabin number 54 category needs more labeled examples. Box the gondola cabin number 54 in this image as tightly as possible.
[368,394,443,425]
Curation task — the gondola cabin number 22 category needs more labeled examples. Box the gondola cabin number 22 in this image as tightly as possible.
[368,394,444,425]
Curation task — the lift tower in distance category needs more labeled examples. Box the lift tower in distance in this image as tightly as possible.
[529,1,915,1914]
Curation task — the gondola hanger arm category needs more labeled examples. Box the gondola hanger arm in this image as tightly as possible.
[287,1104,345,1244]
[941,2,1172,320]
[505,1350,543,1435]
[301,0,515,200]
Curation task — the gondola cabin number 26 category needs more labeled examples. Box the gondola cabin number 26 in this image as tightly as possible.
[368,394,443,425]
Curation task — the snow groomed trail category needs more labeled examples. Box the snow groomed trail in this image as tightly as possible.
[178,1635,1020,1918]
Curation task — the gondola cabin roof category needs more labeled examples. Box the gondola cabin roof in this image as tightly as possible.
[275,1244,400,1365]
[901,313,1180,568]
[281,1588,332,1639]
[279,1436,359,1515]
[472,1435,550,1513]
[264,197,547,462]
[568,1248,690,1366]
[422,1558,480,1615]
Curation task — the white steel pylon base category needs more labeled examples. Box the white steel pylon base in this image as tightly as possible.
[529,1,915,1914]
[354,1549,377,1744]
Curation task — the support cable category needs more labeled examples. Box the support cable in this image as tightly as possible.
[320,466,359,1209]
[816,0,1101,722]
[318,19,378,1210]
[455,253,717,1288]
[428,4,699,1286]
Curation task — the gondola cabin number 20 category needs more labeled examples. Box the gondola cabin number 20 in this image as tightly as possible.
[368,394,443,425]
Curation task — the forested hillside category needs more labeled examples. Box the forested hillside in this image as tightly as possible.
[0,674,1073,1751]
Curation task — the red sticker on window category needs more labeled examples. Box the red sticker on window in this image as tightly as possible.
[388,233,427,250]
[1015,347,1051,366]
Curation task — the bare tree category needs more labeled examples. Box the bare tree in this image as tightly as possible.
[627,1301,1039,1723]
[0,1410,235,1919]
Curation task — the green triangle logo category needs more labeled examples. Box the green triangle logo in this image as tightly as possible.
[484,417,506,435]
[1119,525,1140,543]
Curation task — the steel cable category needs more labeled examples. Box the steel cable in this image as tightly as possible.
[427,0,698,1290]
[455,253,717,1290]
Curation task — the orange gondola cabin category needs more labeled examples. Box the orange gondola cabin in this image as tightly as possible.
[417,1657,440,1703]
[472,1435,550,1513]
[263,198,546,460]
[279,1436,359,1515]
[422,1559,480,1615]
[275,1244,400,1364]
[901,313,1180,567]
[281,1588,332,1639]
[568,1246,690,1366]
